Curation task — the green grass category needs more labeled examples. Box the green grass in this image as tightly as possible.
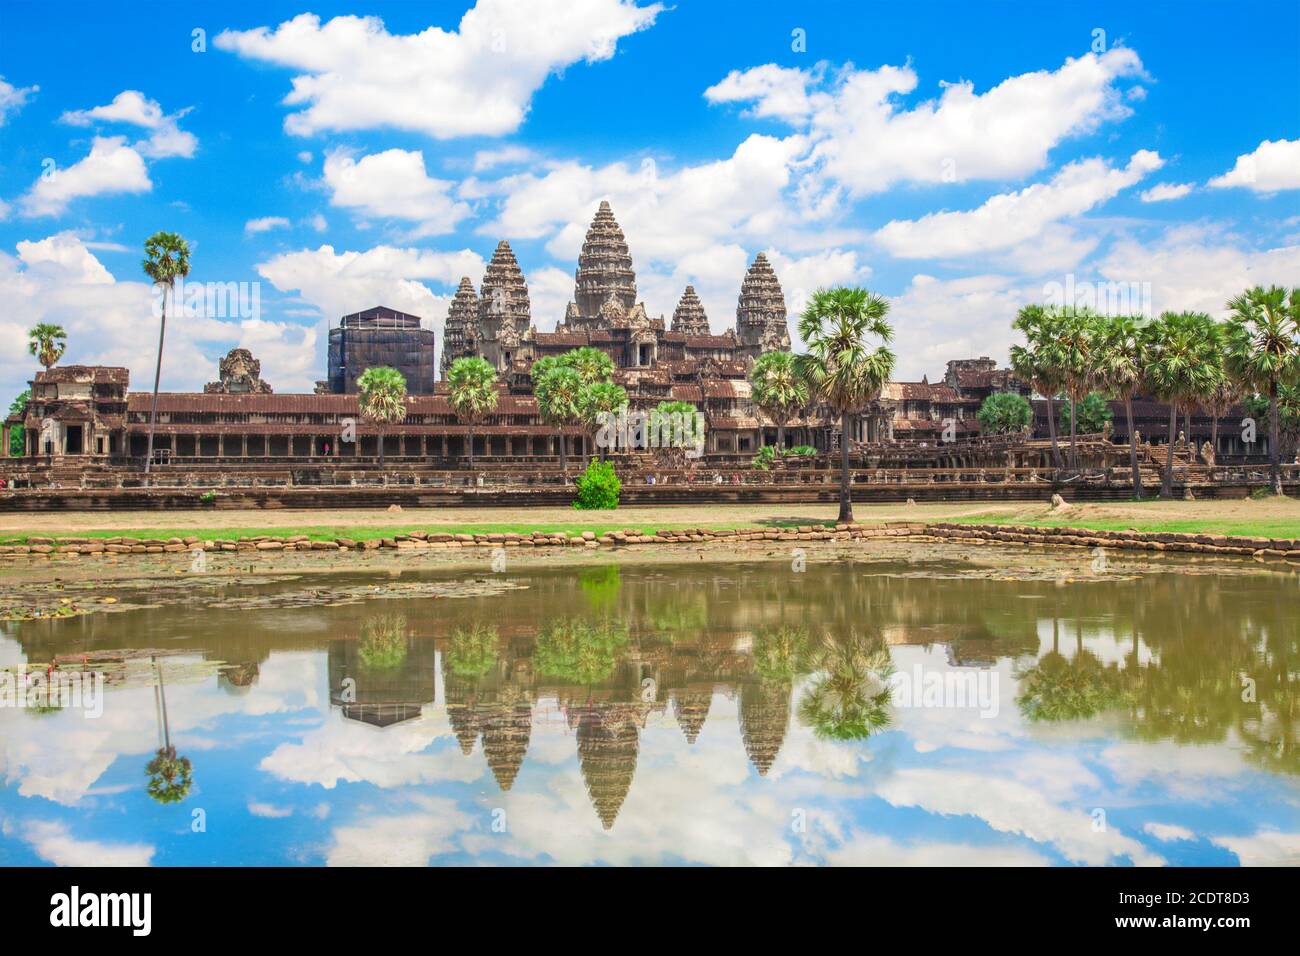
[0,518,839,545]
[947,514,1300,539]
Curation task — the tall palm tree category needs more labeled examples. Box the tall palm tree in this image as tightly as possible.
[27,323,67,371]
[1226,285,1300,495]
[447,356,498,468]
[533,359,581,474]
[795,286,896,524]
[1091,314,1149,497]
[561,347,616,462]
[356,365,408,467]
[750,350,809,451]
[579,380,628,464]
[1145,311,1221,498]
[145,656,192,804]
[141,232,191,474]
[1010,305,1065,469]
[1044,307,1097,470]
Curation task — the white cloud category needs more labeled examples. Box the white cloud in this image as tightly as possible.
[1140,181,1193,202]
[214,1,662,139]
[18,819,155,867]
[0,76,38,125]
[20,137,152,217]
[327,796,472,866]
[473,145,537,171]
[706,48,1147,196]
[1144,821,1194,842]
[61,90,197,159]
[0,233,318,399]
[323,149,471,236]
[1097,224,1300,317]
[245,216,291,235]
[1208,138,1300,193]
[887,273,1036,380]
[1210,829,1300,866]
[874,150,1163,259]
[297,151,313,164]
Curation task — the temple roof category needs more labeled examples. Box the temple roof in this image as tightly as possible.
[574,200,637,319]
[671,285,710,335]
[479,240,530,326]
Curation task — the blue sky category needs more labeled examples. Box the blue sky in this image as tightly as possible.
[1,0,1297,400]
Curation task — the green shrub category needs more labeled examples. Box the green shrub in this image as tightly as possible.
[752,445,778,470]
[977,392,1032,434]
[199,490,216,504]
[573,459,621,509]
[788,445,817,457]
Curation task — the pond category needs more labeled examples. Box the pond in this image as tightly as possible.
[1,549,1296,866]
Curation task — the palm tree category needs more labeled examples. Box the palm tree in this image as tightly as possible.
[145,655,192,804]
[579,380,628,464]
[447,356,498,468]
[750,350,809,451]
[141,232,191,474]
[1010,305,1065,469]
[797,630,895,741]
[1091,314,1148,497]
[27,323,67,371]
[795,287,896,524]
[356,365,408,467]
[562,347,616,462]
[1145,311,1221,498]
[1044,307,1097,470]
[1226,286,1300,495]
[533,360,581,474]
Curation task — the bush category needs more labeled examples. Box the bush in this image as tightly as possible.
[199,490,216,504]
[573,459,621,509]
[788,445,816,457]
[752,445,778,470]
[1059,391,1114,435]
[977,392,1032,434]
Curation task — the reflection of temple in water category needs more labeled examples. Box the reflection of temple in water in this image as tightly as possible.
[738,681,792,776]
[327,634,438,728]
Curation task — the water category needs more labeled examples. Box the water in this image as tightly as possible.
[1,551,1296,866]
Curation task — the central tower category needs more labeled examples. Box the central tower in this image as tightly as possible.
[568,200,637,329]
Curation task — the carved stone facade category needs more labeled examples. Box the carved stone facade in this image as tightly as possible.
[734,252,790,362]
[671,285,710,335]
[205,348,273,394]
[440,277,479,377]
[475,240,532,374]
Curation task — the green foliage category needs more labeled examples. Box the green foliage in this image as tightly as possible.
[752,445,778,470]
[446,623,499,679]
[533,618,628,685]
[787,445,816,456]
[446,356,499,422]
[977,391,1032,434]
[573,459,620,509]
[754,625,813,681]
[579,565,622,611]
[796,287,896,415]
[7,391,27,456]
[357,615,409,670]
[145,747,193,804]
[142,231,192,290]
[27,324,67,370]
[199,490,216,504]
[356,365,408,425]
[654,400,697,419]
[750,350,809,433]
[1058,391,1113,434]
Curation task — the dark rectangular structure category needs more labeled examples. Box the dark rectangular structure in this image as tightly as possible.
[327,306,436,395]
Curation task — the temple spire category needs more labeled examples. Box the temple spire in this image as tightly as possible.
[671,285,710,336]
[573,200,637,323]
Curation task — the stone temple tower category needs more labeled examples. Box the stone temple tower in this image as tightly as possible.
[671,285,710,335]
[567,200,637,330]
[476,240,531,372]
[441,276,478,377]
[734,252,790,362]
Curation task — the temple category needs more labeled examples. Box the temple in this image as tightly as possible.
[2,201,1263,478]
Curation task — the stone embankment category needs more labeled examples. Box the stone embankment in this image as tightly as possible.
[1,521,1296,563]
[924,522,1300,560]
